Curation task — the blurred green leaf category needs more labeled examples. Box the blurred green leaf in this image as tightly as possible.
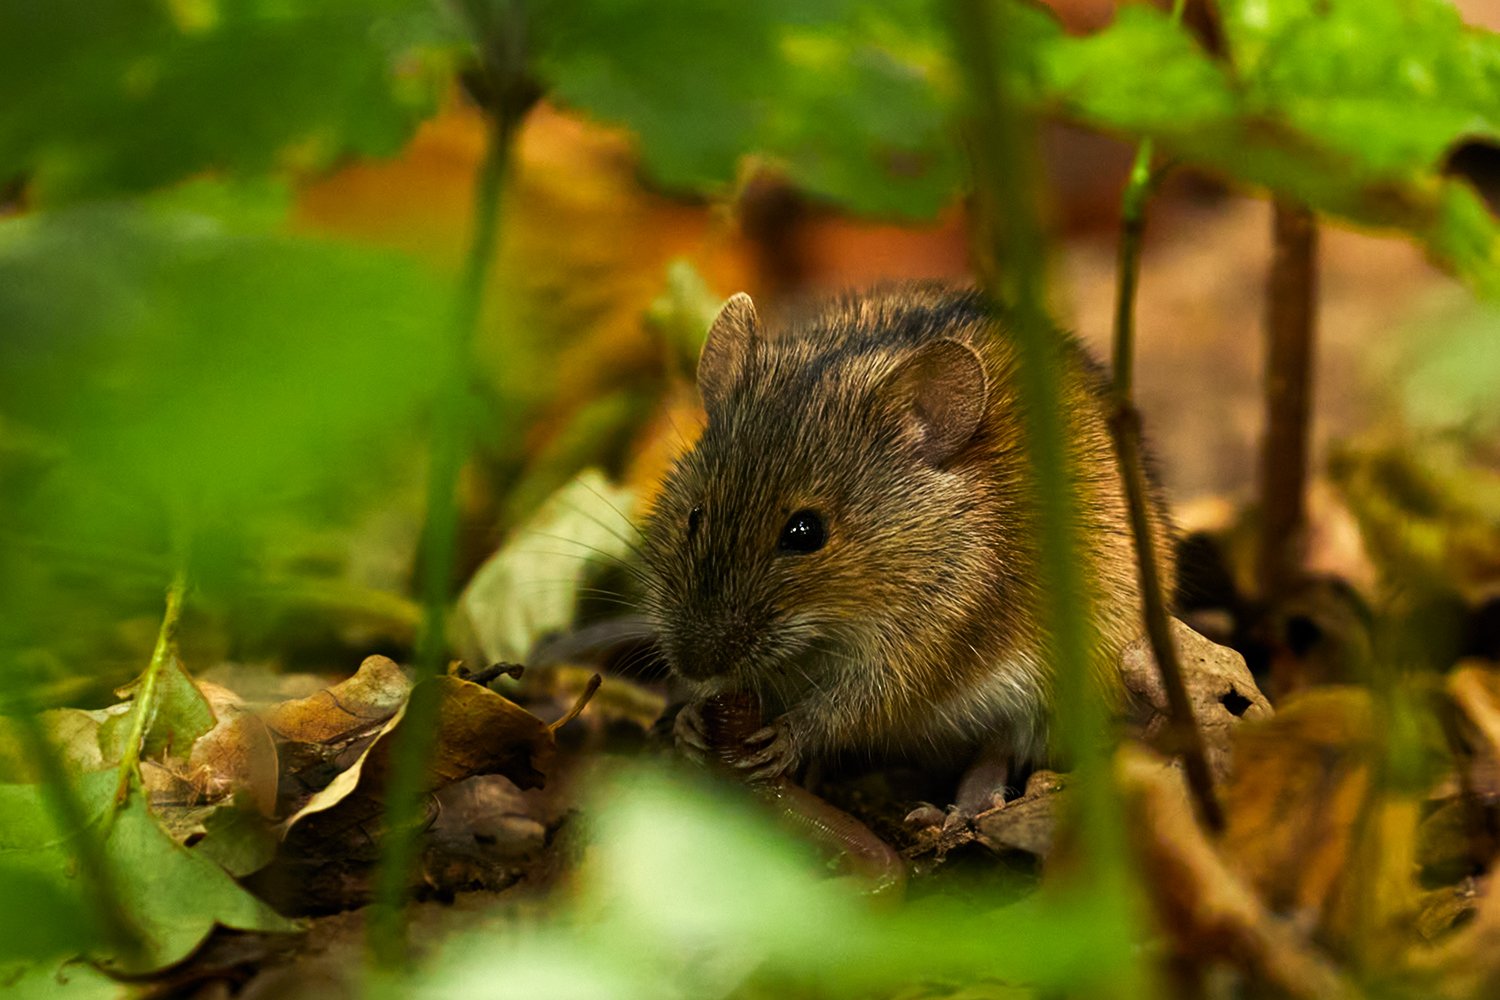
[1036,2,1500,295]
[415,766,1133,998]
[0,862,99,965]
[0,774,296,975]
[529,0,958,217]
[0,0,447,205]
[0,961,126,1000]
[0,192,444,565]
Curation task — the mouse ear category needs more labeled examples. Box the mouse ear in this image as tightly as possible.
[698,293,760,409]
[887,338,989,466]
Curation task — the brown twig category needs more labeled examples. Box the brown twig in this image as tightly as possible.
[1257,199,1318,601]
[1108,98,1224,832]
[549,673,602,734]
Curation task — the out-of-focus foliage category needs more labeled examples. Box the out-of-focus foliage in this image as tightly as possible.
[0,775,295,979]
[0,189,445,678]
[0,0,447,205]
[413,766,1131,999]
[1034,0,1500,293]
[527,0,959,217]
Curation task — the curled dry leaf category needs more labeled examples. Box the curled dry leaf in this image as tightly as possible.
[261,654,411,745]
[1120,617,1272,781]
[280,676,556,849]
[261,654,413,811]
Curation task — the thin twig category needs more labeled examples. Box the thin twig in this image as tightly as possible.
[1256,199,1318,600]
[1106,0,1224,833]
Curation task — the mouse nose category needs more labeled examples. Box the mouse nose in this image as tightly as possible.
[670,616,757,679]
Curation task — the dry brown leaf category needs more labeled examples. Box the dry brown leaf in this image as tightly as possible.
[1120,617,1272,781]
[280,675,555,847]
[261,654,411,745]
[1117,747,1358,1000]
[1220,688,1374,928]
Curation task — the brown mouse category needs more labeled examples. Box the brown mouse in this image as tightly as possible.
[640,283,1172,814]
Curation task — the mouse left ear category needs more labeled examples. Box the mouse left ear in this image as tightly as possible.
[698,293,760,409]
[886,338,989,466]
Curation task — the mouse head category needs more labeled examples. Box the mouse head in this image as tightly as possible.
[642,289,1007,699]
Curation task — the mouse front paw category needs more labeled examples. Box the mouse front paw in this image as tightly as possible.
[732,716,805,783]
[672,697,713,765]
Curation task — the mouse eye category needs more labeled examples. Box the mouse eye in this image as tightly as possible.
[687,504,703,537]
[777,509,826,554]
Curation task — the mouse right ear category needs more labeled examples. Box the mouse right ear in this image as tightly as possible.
[698,292,759,409]
[887,338,989,467]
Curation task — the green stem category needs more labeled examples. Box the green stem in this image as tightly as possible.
[1106,0,1223,834]
[111,565,188,814]
[367,94,521,965]
[945,0,1131,902]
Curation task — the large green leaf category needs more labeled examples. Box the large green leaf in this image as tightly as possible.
[1035,2,1500,295]
[0,192,445,540]
[529,0,958,217]
[0,773,297,976]
[0,0,446,205]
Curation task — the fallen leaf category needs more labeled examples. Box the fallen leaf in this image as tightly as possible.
[281,676,555,846]
[261,655,410,746]
[1219,688,1374,926]
[1116,747,1358,1000]
[0,706,128,782]
[461,470,637,666]
[1120,617,1272,781]
[973,770,1065,859]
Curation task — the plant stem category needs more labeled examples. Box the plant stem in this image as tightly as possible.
[1257,199,1318,600]
[1106,3,1224,832]
[111,565,188,813]
[367,88,522,966]
[946,0,1132,903]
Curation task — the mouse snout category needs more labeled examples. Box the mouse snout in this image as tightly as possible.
[667,613,759,680]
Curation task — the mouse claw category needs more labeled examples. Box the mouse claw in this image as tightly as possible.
[903,803,946,831]
[673,699,712,762]
[731,719,801,782]
[743,725,777,746]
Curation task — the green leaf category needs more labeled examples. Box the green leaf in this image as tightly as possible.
[0,192,446,610]
[0,774,297,974]
[529,0,958,217]
[0,0,447,205]
[1222,0,1500,175]
[0,961,127,1000]
[102,657,215,764]
[0,862,99,965]
[1034,1,1500,296]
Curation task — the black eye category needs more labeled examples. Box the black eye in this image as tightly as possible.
[687,505,703,536]
[778,509,826,554]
